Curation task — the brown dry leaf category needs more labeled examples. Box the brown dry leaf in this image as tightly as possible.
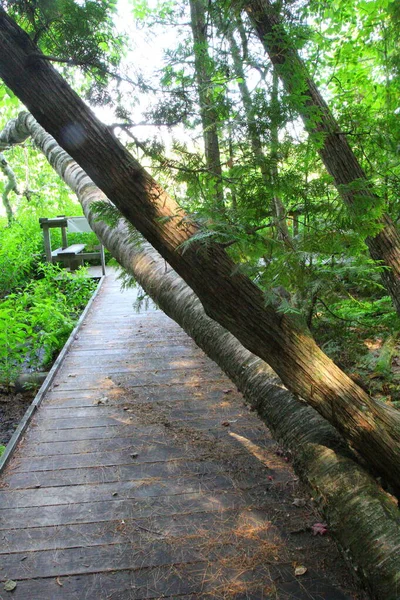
[294,566,307,577]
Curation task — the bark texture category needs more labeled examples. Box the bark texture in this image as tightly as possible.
[1,12,400,494]
[189,0,224,207]
[0,151,17,223]
[226,22,293,246]
[4,111,400,600]
[243,0,400,315]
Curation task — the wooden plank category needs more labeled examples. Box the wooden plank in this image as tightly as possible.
[0,529,282,581]
[4,460,223,490]
[20,433,170,457]
[49,368,225,390]
[68,343,195,357]
[0,508,272,553]
[0,562,273,600]
[33,404,252,426]
[32,414,142,429]
[56,243,86,255]
[29,414,256,437]
[23,424,268,451]
[39,216,68,228]
[58,356,211,373]
[0,474,235,509]
[34,399,238,421]
[24,424,164,444]
[0,490,254,529]
[11,445,188,472]
[0,539,204,580]
[71,336,188,349]
[43,385,238,408]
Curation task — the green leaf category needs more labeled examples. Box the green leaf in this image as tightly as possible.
[4,580,17,592]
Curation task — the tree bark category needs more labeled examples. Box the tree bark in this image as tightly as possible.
[242,0,400,315]
[3,111,400,599]
[0,151,17,224]
[226,21,293,247]
[189,0,224,207]
[1,11,400,494]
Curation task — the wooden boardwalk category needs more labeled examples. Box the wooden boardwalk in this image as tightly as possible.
[0,270,359,599]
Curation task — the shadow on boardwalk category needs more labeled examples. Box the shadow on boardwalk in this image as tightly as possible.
[0,269,366,599]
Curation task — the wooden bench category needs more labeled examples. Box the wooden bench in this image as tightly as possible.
[52,243,86,271]
[39,216,106,275]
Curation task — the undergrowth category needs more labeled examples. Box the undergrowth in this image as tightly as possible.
[0,263,96,389]
[313,295,400,407]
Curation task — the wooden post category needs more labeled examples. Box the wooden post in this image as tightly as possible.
[100,244,106,276]
[61,226,68,249]
[39,218,52,262]
[57,214,68,249]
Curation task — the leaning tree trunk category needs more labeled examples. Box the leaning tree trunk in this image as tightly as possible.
[242,0,400,315]
[1,11,400,494]
[189,0,224,208]
[3,111,400,599]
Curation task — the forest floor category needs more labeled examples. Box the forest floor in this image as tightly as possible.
[313,313,400,408]
[0,390,35,449]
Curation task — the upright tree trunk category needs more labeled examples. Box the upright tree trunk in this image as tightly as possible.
[4,110,399,598]
[2,10,400,493]
[189,0,224,207]
[226,21,292,247]
[0,152,17,224]
[242,0,400,315]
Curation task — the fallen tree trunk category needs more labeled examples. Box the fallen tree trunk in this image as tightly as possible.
[242,0,400,316]
[1,14,400,494]
[5,112,400,599]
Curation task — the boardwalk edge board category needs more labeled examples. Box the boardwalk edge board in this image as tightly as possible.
[0,275,105,474]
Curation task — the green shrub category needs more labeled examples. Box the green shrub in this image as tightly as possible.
[0,263,96,388]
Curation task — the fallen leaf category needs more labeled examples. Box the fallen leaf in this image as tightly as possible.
[294,566,307,577]
[4,580,17,591]
[292,498,306,507]
[311,522,328,536]
[221,421,230,427]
